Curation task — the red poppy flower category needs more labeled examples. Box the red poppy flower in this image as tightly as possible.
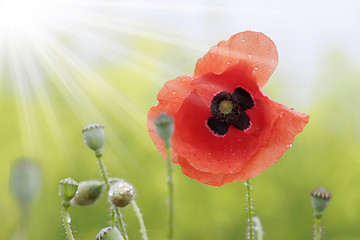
[148,31,309,186]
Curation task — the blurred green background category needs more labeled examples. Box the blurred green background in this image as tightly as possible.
[1,0,360,239]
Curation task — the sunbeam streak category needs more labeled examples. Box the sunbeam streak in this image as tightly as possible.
[0,0,204,166]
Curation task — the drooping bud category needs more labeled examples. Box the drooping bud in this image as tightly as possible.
[71,180,104,207]
[311,187,332,218]
[83,124,105,156]
[59,177,79,202]
[154,113,174,148]
[96,226,124,240]
[108,181,135,208]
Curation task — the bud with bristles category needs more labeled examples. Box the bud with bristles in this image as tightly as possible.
[59,177,79,202]
[83,124,105,156]
[96,226,124,240]
[154,113,174,148]
[311,187,332,218]
[109,181,135,208]
[71,180,104,207]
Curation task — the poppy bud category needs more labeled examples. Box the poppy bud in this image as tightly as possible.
[96,226,124,240]
[154,113,174,148]
[83,124,105,156]
[71,180,104,207]
[311,187,332,218]
[59,177,79,202]
[108,181,135,208]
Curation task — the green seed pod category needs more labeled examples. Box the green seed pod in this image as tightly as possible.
[96,226,124,240]
[311,187,332,218]
[59,177,79,202]
[154,113,174,148]
[71,180,104,207]
[83,124,105,155]
[108,181,135,208]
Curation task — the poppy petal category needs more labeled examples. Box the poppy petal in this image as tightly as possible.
[172,82,278,175]
[194,31,278,88]
[177,104,309,186]
[147,75,193,162]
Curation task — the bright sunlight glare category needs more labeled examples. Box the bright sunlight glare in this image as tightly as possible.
[0,0,204,165]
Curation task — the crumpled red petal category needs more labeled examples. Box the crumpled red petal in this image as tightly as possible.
[172,62,279,174]
[194,31,278,88]
[178,104,309,186]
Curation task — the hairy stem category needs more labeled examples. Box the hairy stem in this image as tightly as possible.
[314,217,322,240]
[246,179,254,240]
[96,155,128,240]
[165,146,174,240]
[132,200,149,240]
[62,205,75,240]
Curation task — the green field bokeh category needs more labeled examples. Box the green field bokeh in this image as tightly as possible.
[1,39,360,240]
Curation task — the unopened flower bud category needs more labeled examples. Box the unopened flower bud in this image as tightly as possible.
[59,177,79,202]
[108,181,135,208]
[83,124,105,155]
[311,187,332,218]
[71,180,104,207]
[96,226,124,240]
[154,113,174,148]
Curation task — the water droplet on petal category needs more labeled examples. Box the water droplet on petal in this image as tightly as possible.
[248,54,252,58]
[172,91,176,95]
[242,39,245,42]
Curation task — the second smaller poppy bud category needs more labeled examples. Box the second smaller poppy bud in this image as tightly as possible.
[71,180,104,207]
[108,181,135,208]
[311,187,332,219]
[96,226,124,240]
[154,113,174,148]
[59,177,79,202]
[83,124,105,156]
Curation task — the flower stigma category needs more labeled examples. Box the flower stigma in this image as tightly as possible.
[219,100,233,114]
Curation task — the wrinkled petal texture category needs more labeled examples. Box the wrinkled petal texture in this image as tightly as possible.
[148,31,309,186]
[194,31,278,88]
[173,62,279,175]
[178,104,309,186]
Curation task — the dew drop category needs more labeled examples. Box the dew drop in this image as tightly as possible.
[254,66,258,70]
[242,39,245,42]
[289,144,293,148]
[172,91,176,95]
[248,53,252,58]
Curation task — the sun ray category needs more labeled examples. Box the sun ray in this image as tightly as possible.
[55,23,185,80]
[29,37,137,169]
[7,40,42,158]
[20,44,70,156]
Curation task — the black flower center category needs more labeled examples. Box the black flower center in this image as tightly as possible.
[207,87,254,136]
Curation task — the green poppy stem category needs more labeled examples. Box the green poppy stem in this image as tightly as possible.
[132,200,149,240]
[245,179,254,240]
[62,205,75,240]
[165,146,174,240]
[96,155,128,240]
[314,217,322,240]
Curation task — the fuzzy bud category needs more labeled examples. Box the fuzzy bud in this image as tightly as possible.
[59,177,79,202]
[96,226,124,240]
[83,124,105,155]
[311,187,332,218]
[154,113,174,148]
[71,180,104,207]
[108,181,135,208]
